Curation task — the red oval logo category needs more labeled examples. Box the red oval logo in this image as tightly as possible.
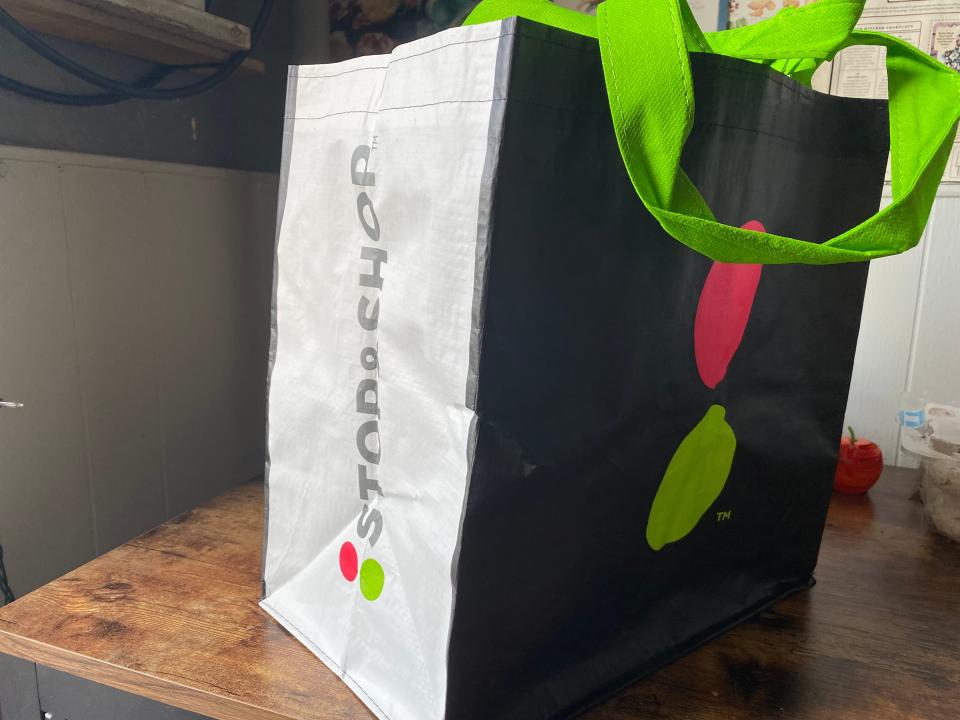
[693,221,766,390]
[339,541,359,582]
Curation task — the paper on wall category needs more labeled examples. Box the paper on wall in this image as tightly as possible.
[826,0,960,183]
[688,0,729,31]
[730,0,959,182]
[728,0,819,28]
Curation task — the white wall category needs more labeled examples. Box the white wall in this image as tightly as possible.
[0,145,277,596]
[844,186,960,466]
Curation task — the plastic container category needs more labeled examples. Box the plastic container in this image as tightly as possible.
[899,399,960,543]
[920,460,960,543]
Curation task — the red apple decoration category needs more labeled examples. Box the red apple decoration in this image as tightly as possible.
[833,427,883,495]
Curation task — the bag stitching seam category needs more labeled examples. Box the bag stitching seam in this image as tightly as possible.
[598,11,628,184]
[296,33,517,81]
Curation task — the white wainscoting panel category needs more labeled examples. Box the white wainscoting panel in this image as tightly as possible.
[0,145,277,595]
[844,185,960,465]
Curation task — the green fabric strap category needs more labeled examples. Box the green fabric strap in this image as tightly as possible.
[465,0,960,265]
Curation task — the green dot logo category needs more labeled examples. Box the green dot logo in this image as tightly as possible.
[339,541,384,601]
[359,558,384,601]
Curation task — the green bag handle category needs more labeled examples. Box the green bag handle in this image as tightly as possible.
[465,0,960,264]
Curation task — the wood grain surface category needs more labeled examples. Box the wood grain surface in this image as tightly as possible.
[1,0,266,75]
[1,468,957,720]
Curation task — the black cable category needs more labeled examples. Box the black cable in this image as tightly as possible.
[0,543,14,606]
[0,63,205,107]
[0,0,273,105]
[0,0,272,99]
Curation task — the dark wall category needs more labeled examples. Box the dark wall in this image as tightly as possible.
[0,0,293,172]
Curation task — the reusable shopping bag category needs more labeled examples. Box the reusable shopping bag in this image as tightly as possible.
[261,1,960,718]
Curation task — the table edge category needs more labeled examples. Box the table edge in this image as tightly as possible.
[0,628,292,720]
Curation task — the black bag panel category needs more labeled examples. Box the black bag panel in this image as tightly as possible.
[467,73,709,464]
[447,420,812,720]
[446,21,889,720]
[685,52,891,236]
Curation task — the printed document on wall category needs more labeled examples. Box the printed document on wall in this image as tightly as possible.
[827,0,960,183]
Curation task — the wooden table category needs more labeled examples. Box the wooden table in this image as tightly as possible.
[1,468,958,720]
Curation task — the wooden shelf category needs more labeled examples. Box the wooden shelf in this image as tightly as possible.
[1,0,265,76]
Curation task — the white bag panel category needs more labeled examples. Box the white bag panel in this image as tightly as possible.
[289,20,510,122]
[262,20,513,720]
[263,90,384,671]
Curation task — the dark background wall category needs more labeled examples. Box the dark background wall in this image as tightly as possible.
[0,0,300,172]
[0,0,331,599]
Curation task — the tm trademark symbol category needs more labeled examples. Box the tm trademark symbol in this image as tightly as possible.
[716,510,733,522]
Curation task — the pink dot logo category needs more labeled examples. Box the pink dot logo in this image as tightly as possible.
[693,220,766,389]
[339,541,358,582]
[339,541,384,601]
